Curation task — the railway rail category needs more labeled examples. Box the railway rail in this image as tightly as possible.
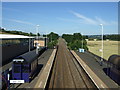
[46,38,97,89]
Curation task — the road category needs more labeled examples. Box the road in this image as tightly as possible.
[47,38,96,89]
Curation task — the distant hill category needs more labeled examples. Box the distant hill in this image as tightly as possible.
[0,27,36,36]
[85,34,120,41]
[1,27,119,41]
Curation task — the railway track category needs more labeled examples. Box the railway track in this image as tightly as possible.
[47,38,97,89]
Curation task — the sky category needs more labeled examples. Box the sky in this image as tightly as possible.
[1,0,120,2]
[2,2,118,35]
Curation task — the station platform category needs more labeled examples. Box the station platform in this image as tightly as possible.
[73,51,119,88]
[1,62,12,72]
[34,49,57,88]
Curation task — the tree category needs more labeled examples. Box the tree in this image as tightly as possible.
[73,33,82,40]
[47,32,59,48]
[47,32,59,42]
[62,33,88,51]
[37,33,40,36]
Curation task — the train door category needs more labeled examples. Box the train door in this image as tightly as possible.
[12,62,22,80]
[22,64,30,82]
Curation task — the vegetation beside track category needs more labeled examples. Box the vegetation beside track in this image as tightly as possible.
[62,33,88,51]
[47,32,59,49]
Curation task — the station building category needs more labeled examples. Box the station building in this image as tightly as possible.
[0,34,35,66]
[34,36,48,47]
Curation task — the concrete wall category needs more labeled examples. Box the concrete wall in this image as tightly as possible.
[1,43,34,66]
[34,40,45,47]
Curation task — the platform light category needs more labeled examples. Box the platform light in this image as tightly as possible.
[81,33,83,49]
[99,24,104,66]
[36,25,40,54]
[46,31,48,48]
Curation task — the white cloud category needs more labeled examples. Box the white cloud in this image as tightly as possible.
[70,11,97,25]
[70,10,117,26]
[110,21,118,25]
[56,17,80,23]
[3,7,21,12]
[8,19,35,26]
[95,17,109,25]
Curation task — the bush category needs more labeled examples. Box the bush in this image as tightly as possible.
[62,33,88,51]
[47,32,59,48]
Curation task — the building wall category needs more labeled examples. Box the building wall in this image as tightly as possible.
[34,40,45,47]
[1,42,34,66]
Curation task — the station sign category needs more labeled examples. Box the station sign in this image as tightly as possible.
[10,80,25,83]
[79,48,85,53]
[13,59,24,62]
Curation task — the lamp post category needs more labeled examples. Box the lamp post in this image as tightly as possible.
[100,24,103,66]
[46,32,47,48]
[36,25,40,39]
[29,32,31,52]
[36,25,40,54]
[81,33,83,49]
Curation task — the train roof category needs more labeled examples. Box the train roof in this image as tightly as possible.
[13,49,38,63]
[108,54,120,66]
[0,34,34,39]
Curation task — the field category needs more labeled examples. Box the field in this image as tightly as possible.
[87,40,120,60]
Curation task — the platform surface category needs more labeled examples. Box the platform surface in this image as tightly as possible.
[34,49,57,88]
[74,51,119,88]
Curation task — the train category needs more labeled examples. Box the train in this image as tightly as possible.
[12,47,46,82]
[108,55,120,85]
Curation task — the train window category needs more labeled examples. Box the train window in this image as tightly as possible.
[31,63,33,71]
[32,62,34,70]
[1,38,33,46]
[117,66,120,70]
[31,64,32,70]
[2,39,21,46]
[22,65,29,73]
[14,65,21,73]
[32,61,36,71]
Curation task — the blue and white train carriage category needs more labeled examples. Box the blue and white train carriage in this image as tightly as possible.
[12,49,38,82]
